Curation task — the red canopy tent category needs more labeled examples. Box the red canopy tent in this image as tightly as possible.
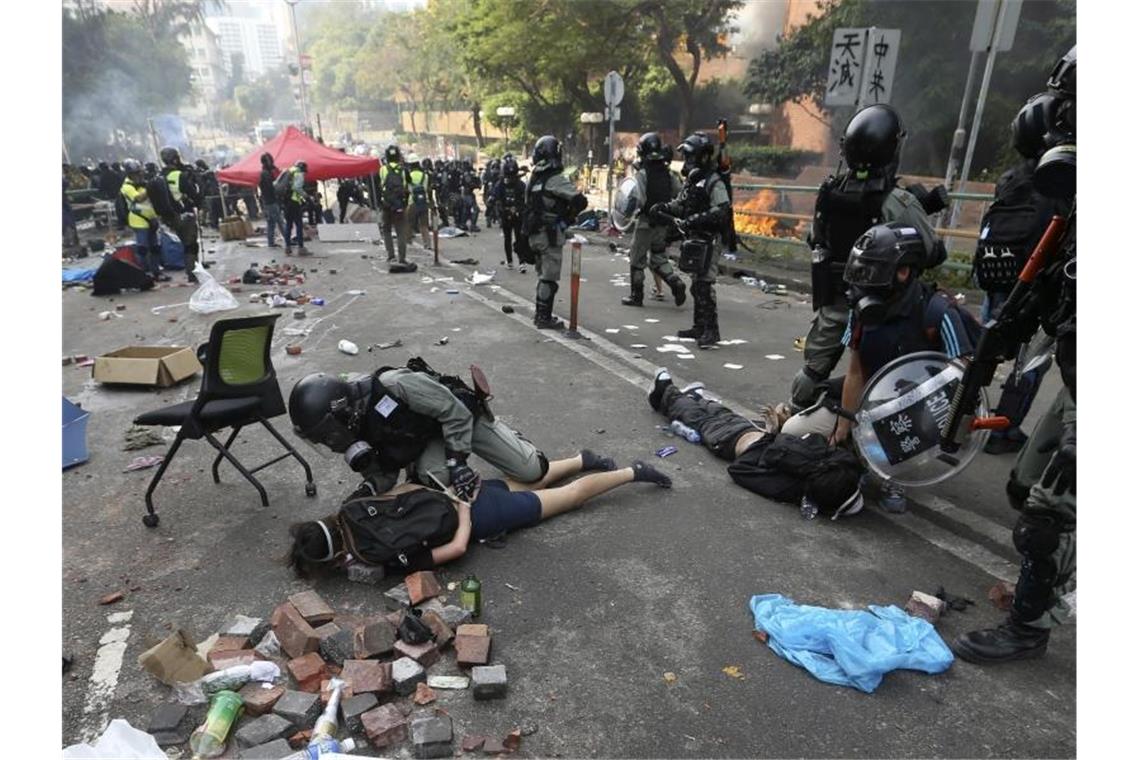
[216,125,379,186]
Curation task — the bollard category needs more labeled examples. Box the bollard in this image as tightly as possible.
[566,240,583,339]
[431,207,440,266]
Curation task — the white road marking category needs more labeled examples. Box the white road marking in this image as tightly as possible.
[80,609,134,743]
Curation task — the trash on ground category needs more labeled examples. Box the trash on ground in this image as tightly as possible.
[663,672,677,684]
[337,340,359,356]
[657,345,688,353]
[678,353,695,359]
[100,591,125,605]
[94,346,200,387]
[903,590,948,624]
[436,337,449,346]
[367,340,403,352]
[644,318,660,323]
[124,455,164,472]
[934,586,975,612]
[656,445,678,458]
[138,630,211,686]
[605,328,620,334]
[723,363,744,370]
[98,310,123,321]
[188,263,240,314]
[630,343,648,349]
[124,425,165,451]
[988,581,1016,611]
[749,593,954,693]
[63,718,165,759]
[501,305,514,314]
[438,227,468,238]
[445,288,460,295]
[466,271,496,285]
[793,337,806,351]
[721,665,745,680]
[717,339,748,346]
[286,345,303,356]
[765,354,786,360]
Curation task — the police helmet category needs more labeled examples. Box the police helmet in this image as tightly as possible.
[1011,92,1070,160]
[841,105,905,174]
[385,144,402,163]
[121,158,143,177]
[1047,45,1076,98]
[288,373,367,453]
[294,160,308,172]
[637,132,669,162]
[502,155,520,177]
[532,135,562,172]
[843,222,927,290]
[194,159,209,171]
[159,146,181,167]
[422,157,434,171]
[144,162,158,177]
[678,132,716,172]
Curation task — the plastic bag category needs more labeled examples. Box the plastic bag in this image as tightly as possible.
[749,593,954,693]
[171,661,282,705]
[63,719,165,758]
[188,263,239,314]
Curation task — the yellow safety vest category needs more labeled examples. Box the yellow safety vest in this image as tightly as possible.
[166,169,182,203]
[120,180,156,230]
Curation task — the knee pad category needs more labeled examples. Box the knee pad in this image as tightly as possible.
[1012,512,1062,560]
[1006,474,1031,511]
[790,368,825,410]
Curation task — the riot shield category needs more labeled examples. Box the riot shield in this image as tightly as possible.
[852,351,990,487]
[610,175,644,232]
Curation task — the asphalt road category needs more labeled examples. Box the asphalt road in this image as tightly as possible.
[61,224,1074,757]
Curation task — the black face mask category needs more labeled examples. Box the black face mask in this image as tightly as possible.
[848,285,893,326]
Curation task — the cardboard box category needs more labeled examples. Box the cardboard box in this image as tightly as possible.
[93,346,200,387]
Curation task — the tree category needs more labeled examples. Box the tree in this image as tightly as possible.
[744,0,1075,177]
[630,0,742,136]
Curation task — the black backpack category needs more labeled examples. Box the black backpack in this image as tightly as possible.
[339,486,458,568]
[114,193,129,230]
[146,174,180,223]
[274,169,293,203]
[972,168,1048,292]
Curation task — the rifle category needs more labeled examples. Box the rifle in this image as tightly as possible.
[716,118,743,253]
[939,213,1070,452]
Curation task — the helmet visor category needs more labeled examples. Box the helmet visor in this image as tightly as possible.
[294,413,356,453]
[844,255,896,288]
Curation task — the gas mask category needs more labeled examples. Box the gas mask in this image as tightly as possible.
[847,284,894,326]
[843,224,927,326]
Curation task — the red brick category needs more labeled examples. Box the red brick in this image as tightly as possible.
[288,590,335,626]
[353,620,396,659]
[393,639,441,668]
[212,635,251,651]
[405,571,443,605]
[313,622,341,642]
[237,682,285,716]
[361,703,408,749]
[287,729,312,749]
[271,602,320,659]
[340,659,392,695]
[208,649,258,670]
[420,611,453,648]
[456,624,489,638]
[412,682,436,705]
[454,634,491,666]
[462,735,488,752]
[287,652,329,693]
[320,678,354,704]
[988,581,1016,611]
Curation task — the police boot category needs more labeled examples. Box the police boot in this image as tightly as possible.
[534,282,564,330]
[951,618,1050,664]
[676,284,704,339]
[621,270,644,307]
[697,297,721,349]
[666,274,687,307]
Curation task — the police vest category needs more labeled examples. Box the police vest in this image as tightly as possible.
[361,374,442,472]
[644,162,673,207]
[814,178,890,281]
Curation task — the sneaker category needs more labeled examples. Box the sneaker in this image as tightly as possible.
[652,289,666,301]
[155,273,171,282]
[951,619,1050,664]
[507,262,515,270]
[519,265,528,274]
[648,368,673,411]
[285,247,294,257]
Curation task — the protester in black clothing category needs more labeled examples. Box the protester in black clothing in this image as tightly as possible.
[258,154,286,247]
[494,155,526,269]
[337,178,366,223]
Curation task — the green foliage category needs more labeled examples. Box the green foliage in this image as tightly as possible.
[731,145,822,177]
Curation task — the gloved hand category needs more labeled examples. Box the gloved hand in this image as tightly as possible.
[648,203,669,223]
[1039,423,1076,496]
[447,453,481,501]
[347,473,392,501]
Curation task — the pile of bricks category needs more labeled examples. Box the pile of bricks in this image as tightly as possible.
[144,573,519,759]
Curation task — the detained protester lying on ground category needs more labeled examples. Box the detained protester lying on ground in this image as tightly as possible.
[283,454,672,577]
[288,357,616,502]
[648,370,864,519]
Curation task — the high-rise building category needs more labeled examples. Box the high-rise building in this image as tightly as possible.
[205,8,285,80]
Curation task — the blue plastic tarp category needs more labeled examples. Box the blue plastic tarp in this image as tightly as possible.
[62,268,97,283]
[749,593,954,693]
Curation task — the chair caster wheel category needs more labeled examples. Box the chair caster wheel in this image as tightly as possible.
[142,514,160,528]
[305,482,317,497]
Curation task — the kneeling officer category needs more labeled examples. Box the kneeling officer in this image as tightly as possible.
[289,358,550,501]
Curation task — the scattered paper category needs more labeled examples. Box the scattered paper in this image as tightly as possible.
[723,363,744,370]
[663,335,678,341]
[765,354,786,360]
[718,338,749,346]
[622,324,638,330]
[722,665,745,680]
[124,455,164,472]
[605,328,620,334]
[630,344,648,349]
[677,337,696,343]
[663,672,678,685]
[656,345,688,353]
[644,318,660,323]
[678,354,695,359]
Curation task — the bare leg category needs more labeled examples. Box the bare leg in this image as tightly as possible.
[503,455,582,491]
[533,468,636,519]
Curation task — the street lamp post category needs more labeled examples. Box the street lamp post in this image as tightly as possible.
[496,106,516,154]
[284,0,310,131]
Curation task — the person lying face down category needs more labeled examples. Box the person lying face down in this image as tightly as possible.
[284,452,672,577]
[648,369,864,520]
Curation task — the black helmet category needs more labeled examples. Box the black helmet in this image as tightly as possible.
[385,144,402,163]
[159,146,181,167]
[1011,92,1070,160]
[532,135,562,172]
[194,159,209,171]
[678,132,715,172]
[1047,45,1076,98]
[294,160,308,172]
[844,222,927,325]
[288,373,369,453]
[637,132,668,162]
[121,158,143,177]
[502,155,519,177]
[260,153,274,168]
[422,157,433,170]
[841,105,905,174]
[144,162,158,177]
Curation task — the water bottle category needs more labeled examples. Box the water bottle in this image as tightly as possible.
[799,496,819,521]
[188,690,243,758]
[669,420,701,444]
[460,574,482,618]
[309,679,345,744]
[282,737,357,759]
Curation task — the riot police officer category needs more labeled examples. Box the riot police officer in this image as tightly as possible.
[649,132,731,348]
[789,106,937,411]
[159,146,203,282]
[621,132,687,308]
[953,46,1076,665]
[494,155,527,270]
[288,359,552,502]
[523,136,587,329]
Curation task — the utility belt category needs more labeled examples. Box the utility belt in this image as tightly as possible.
[678,236,716,275]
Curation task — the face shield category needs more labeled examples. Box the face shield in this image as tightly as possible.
[294,413,356,454]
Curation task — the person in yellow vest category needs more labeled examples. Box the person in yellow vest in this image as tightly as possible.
[406,153,432,250]
[377,145,412,263]
[159,147,203,282]
[119,159,168,281]
[283,161,311,256]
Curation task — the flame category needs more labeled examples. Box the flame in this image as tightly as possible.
[734,189,780,237]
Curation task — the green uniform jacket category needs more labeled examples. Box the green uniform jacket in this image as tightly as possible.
[377,368,475,455]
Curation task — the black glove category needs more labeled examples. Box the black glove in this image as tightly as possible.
[648,203,670,223]
[1039,423,1076,496]
[446,453,481,501]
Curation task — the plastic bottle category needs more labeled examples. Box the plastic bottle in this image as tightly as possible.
[188,690,243,758]
[800,496,819,521]
[460,574,482,619]
[282,737,357,759]
[669,420,702,444]
[309,679,345,743]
